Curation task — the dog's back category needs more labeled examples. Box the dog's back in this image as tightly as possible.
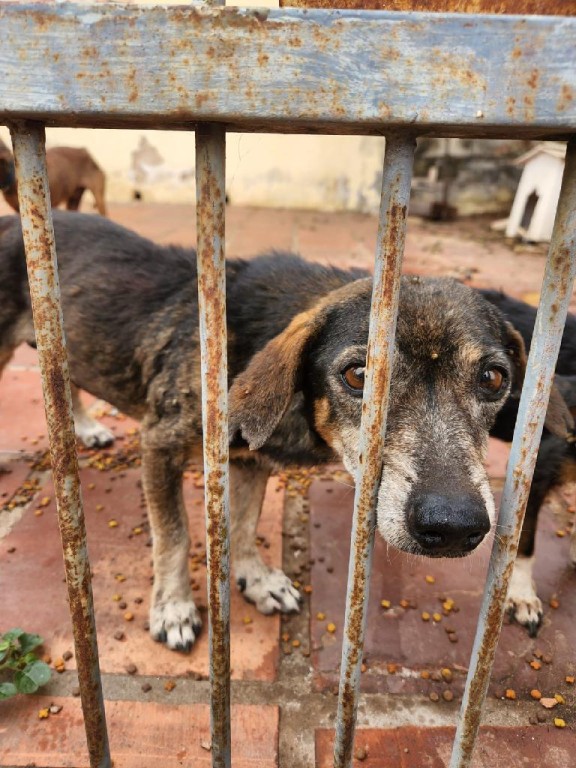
[0,212,367,420]
[46,148,107,215]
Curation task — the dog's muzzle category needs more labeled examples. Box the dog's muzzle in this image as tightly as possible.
[407,493,490,556]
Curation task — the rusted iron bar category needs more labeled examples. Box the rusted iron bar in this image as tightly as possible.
[10,121,110,768]
[450,136,576,768]
[280,0,572,14]
[1,3,576,139]
[195,123,231,768]
[333,135,416,768]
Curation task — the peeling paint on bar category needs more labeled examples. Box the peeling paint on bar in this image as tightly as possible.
[0,4,575,137]
[450,137,576,768]
[9,121,110,768]
[333,135,416,768]
[196,123,231,768]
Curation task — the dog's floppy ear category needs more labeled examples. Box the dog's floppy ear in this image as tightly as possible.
[229,310,319,450]
[504,322,527,396]
[504,321,574,438]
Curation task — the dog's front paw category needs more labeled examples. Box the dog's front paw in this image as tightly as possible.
[505,557,542,637]
[236,560,301,614]
[150,599,202,652]
[75,419,115,449]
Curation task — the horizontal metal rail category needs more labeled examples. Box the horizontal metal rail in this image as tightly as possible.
[0,3,575,137]
[10,121,110,768]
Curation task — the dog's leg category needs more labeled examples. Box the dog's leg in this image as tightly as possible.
[505,436,570,635]
[506,554,541,637]
[71,385,115,448]
[91,173,107,216]
[231,460,301,614]
[142,435,201,651]
[66,188,84,211]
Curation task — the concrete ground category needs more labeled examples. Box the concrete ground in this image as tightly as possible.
[0,199,575,767]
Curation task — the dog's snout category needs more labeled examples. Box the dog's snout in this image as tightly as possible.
[408,494,490,555]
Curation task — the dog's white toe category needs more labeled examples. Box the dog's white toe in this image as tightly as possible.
[236,560,301,614]
[75,420,115,449]
[150,599,202,652]
[505,556,542,637]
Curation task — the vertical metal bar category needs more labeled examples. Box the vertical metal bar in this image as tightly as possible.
[9,121,110,768]
[450,136,576,768]
[195,123,231,768]
[333,134,416,768]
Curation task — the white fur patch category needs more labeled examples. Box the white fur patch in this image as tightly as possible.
[74,413,115,448]
[235,557,301,614]
[71,390,115,448]
[150,599,202,651]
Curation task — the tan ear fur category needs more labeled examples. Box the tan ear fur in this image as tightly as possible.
[228,309,319,450]
[505,323,574,438]
[545,380,575,438]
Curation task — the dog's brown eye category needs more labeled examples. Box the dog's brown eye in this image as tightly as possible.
[341,365,365,394]
[479,367,506,395]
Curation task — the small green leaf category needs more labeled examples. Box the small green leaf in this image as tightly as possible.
[0,682,18,700]
[2,629,24,643]
[14,661,52,694]
[18,633,43,655]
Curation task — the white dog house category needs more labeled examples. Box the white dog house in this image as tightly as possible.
[505,142,566,242]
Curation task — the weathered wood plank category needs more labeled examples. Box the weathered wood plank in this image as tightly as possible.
[0,3,575,137]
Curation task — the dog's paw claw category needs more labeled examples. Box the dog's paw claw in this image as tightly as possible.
[236,562,301,615]
[150,599,202,652]
[76,421,116,449]
[505,595,543,636]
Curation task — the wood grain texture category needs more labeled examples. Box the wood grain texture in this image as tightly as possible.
[0,3,575,137]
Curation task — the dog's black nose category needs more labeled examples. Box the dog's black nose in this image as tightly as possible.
[408,494,490,555]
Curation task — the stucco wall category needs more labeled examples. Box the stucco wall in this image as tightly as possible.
[0,0,388,214]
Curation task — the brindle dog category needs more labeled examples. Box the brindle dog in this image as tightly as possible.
[0,211,571,650]
[0,139,107,216]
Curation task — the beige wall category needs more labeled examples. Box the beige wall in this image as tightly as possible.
[0,0,386,213]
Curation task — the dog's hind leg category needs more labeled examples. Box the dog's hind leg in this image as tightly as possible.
[66,188,85,211]
[91,172,107,216]
[71,384,115,448]
[231,460,301,614]
[141,432,201,651]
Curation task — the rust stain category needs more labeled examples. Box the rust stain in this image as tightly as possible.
[557,84,574,112]
[279,0,572,12]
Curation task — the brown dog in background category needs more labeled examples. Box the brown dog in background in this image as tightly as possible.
[0,139,107,216]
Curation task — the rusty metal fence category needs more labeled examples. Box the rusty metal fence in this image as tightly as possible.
[2,2,576,767]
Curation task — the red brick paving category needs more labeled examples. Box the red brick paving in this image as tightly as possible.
[1,697,278,768]
[309,476,576,699]
[0,468,283,680]
[315,726,576,767]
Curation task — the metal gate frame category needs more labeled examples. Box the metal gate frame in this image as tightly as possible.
[2,3,576,767]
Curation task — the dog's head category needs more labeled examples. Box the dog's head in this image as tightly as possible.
[229,275,569,558]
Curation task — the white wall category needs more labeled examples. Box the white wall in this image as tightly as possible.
[0,0,387,213]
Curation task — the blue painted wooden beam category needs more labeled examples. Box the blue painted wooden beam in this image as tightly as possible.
[0,3,575,137]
